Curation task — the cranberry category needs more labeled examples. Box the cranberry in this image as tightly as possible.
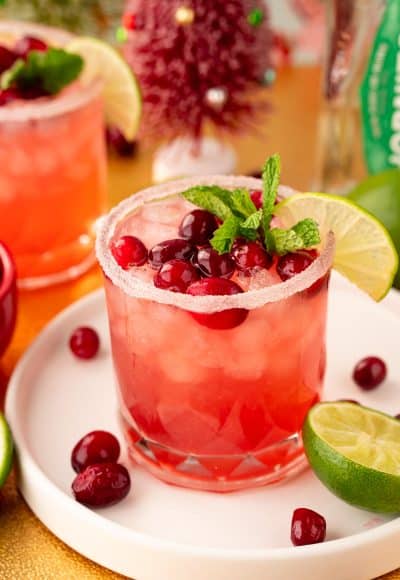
[276,251,315,281]
[69,327,100,359]
[395,414,400,420]
[71,431,120,473]
[72,463,131,507]
[0,45,18,73]
[250,189,263,209]
[111,235,148,269]
[149,239,196,269]
[187,278,248,329]
[14,36,48,59]
[195,246,235,278]
[0,87,21,107]
[106,126,137,157]
[232,241,272,273]
[291,508,326,546]
[179,209,218,245]
[154,259,199,292]
[353,356,387,390]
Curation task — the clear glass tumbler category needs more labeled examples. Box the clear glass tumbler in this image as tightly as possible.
[0,21,107,289]
[97,176,334,492]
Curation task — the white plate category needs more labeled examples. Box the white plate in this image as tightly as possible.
[5,273,400,580]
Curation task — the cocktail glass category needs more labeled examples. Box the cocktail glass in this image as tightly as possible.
[97,176,334,492]
[0,21,107,289]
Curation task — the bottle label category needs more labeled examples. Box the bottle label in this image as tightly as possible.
[360,0,400,173]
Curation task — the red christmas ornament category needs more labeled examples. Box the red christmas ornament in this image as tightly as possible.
[123,0,273,140]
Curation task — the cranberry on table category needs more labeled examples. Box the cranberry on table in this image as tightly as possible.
[154,259,199,292]
[106,126,137,157]
[179,209,218,245]
[15,36,48,59]
[72,463,131,508]
[71,431,120,473]
[69,327,100,360]
[291,508,326,546]
[149,239,196,269]
[0,45,18,74]
[250,189,263,209]
[0,87,21,107]
[352,356,387,390]
[195,246,235,278]
[276,251,316,282]
[232,241,272,273]
[187,277,248,330]
[111,235,148,269]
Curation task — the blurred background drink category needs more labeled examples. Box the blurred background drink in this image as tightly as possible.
[0,21,107,289]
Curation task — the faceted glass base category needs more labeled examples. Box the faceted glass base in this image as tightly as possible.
[120,415,308,493]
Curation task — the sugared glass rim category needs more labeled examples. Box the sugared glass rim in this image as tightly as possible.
[0,20,102,122]
[96,176,335,313]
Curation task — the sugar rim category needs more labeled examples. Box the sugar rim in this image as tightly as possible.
[96,176,335,313]
[0,20,102,122]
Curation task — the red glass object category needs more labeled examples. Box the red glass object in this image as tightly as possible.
[0,242,17,357]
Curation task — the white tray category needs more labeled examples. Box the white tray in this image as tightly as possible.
[5,272,400,580]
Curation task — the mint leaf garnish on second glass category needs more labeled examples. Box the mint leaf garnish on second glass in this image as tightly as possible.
[1,48,84,95]
[181,154,321,256]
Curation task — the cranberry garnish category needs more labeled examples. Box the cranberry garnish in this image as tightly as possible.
[111,235,148,269]
[14,36,48,59]
[106,126,137,157]
[0,87,21,107]
[195,246,235,278]
[72,463,131,507]
[232,241,272,273]
[0,45,18,74]
[250,189,263,209]
[154,259,199,292]
[149,239,196,270]
[69,327,100,360]
[352,356,387,390]
[276,251,316,281]
[179,209,218,245]
[187,278,248,329]
[71,431,120,473]
[291,508,326,546]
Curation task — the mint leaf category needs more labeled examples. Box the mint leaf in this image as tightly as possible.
[262,153,281,220]
[230,188,257,218]
[181,186,233,221]
[1,48,83,95]
[242,209,263,230]
[210,215,240,254]
[268,218,320,255]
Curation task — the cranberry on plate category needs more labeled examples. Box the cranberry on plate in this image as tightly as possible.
[71,431,120,473]
[69,327,100,360]
[352,356,387,390]
[291,507,326,546]
[72,463,131,508]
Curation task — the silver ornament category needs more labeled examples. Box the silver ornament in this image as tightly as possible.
[205,87,228,110]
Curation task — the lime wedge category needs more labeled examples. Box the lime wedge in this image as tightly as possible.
[274,192,398,301]
[303,402,400,513]
[66,37,142,140]
[0,414,13,487]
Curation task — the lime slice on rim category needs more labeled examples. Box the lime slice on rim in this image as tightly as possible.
[66,37,142,140]
[274,193,398,301]
[0,414,13,487]
[303,402,400,513]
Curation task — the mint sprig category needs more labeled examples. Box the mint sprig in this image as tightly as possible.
[1,48,84,95]
[181,154,321,256]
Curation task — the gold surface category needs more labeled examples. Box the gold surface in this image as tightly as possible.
[0,67,398,579]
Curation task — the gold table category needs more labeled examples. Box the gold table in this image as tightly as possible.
[0,66,397,580]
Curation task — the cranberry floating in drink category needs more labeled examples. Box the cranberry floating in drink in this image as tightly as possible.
[96,159,334,492]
